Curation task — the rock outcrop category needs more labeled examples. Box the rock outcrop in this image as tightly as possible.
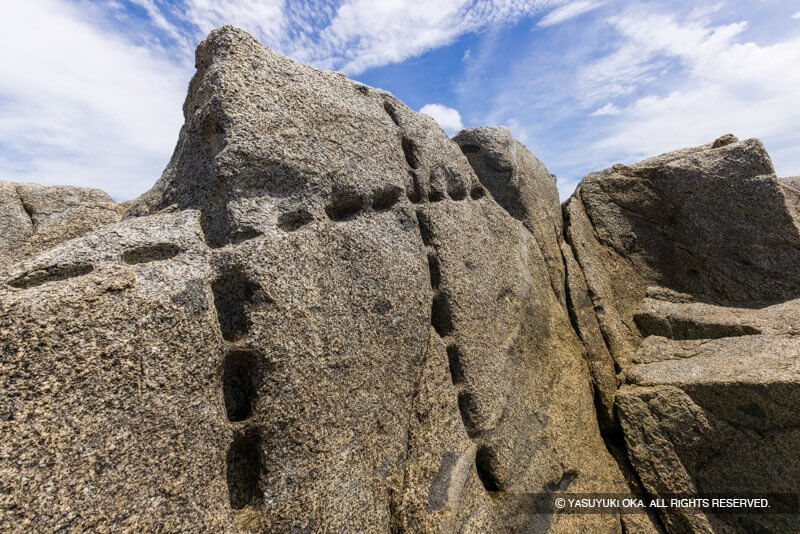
[0,181,121,270]
[563,135,800,532]
[0,25,797,534]
[1,27,625,533]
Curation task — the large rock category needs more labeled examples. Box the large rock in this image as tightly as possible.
[1,26,625,532]
[0,181,121,270]
[453,127,566,306]
[563,135,800,531]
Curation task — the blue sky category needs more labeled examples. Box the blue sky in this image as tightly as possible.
[1,1,800,200]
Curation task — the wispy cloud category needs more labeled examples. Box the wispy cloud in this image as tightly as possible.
[589,10,800,172]
[793,10,800,20]
[457,2,800,198]
[590,103,622,116]
[420,103,464,135]
[0,0,187,199]
[538,0,606,27]
[140,0,559,74]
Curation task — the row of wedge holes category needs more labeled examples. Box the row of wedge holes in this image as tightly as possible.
[211,265,269,510]
[415,210,503,494]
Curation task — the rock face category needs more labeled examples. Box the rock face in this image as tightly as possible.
[563,135,800,532]
[0,25,797,534]
[1,27,625,533]
[0,181,121,270]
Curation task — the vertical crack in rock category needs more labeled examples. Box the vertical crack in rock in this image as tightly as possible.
[560,228,668,532]
[14,185,35,230]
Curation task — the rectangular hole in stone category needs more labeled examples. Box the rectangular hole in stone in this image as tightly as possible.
[223,350,261,422]
[121,243,182,264]
[446,344,465,385]
[475,446,503,492]
[431,292,454,337]
[427,253,441,289]
[415,210,434,247]
[211,267,262,342]
[402,137,421,169]
[7,264,94,289]
[325,189,365,222]
[372,186,402,211]
[227,431,263,510]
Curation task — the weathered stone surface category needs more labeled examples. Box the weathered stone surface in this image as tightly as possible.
[564,134,800,531]
[4,23,797,534]
[453,127,566,306]
[0,180,121,270]
[1,26,625,533]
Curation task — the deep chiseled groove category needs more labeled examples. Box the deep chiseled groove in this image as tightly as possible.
[431,292,455,337]
[457,391,481,438]
[383,101,400,126]
[446,344,465,385]
[223,349,261,422]
[426,252,441,289]
[325,189,365,222]
[402,137,421,169]
[211,267,265,342]
[634,312,761,340]
[277,209,313,231]
[372,186,403,211]
[121,243,182,265]
[227,431,263,510]
[560,211,669,532]
[7,264,94,289]
[475,446,502,492]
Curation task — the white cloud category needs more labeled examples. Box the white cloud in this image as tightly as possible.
[587,10,800,176]
[577,13,749,106]
[0,0,188,199]
[591,103,622,116]
[793,10,800,19]
[183,0,287,45]
[420,104,464,135]
[538,0,606,27]
[458,3,800,200]
[141,0,557,74]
